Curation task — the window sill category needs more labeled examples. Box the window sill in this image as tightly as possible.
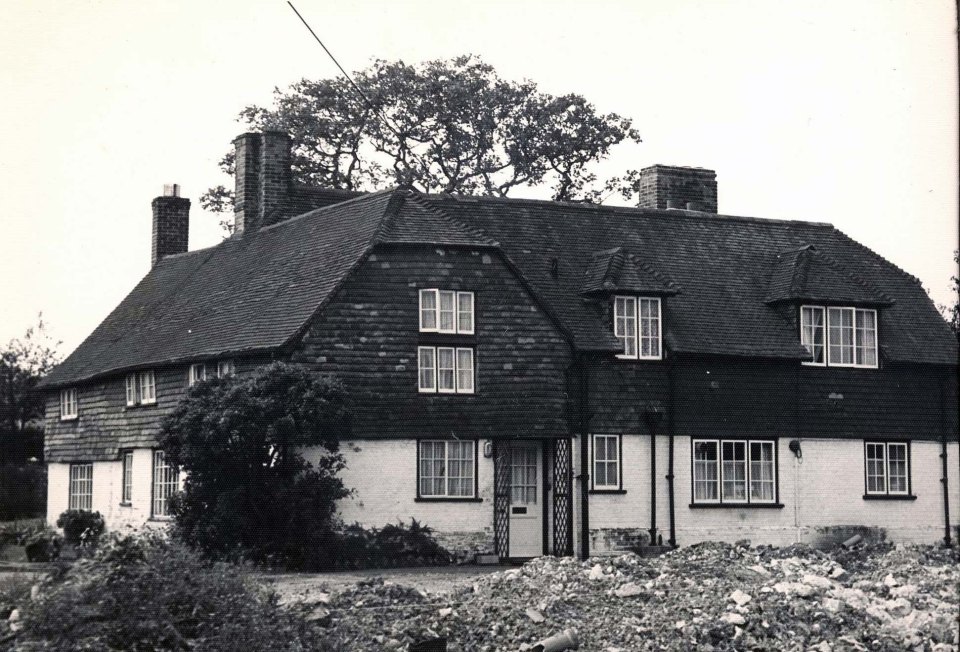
[59,416,78,422]
[118,502,132,507]
[615,355,663,362]
[124,403,159,411]
[590,489,627,495]
[688,503,785,509]
[862,494,917,501]
[415,497,483,503]
[148,516,173,522]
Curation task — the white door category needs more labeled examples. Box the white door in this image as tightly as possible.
[508,442,543,558]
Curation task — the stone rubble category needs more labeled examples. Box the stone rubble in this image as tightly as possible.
[282,541,960,651]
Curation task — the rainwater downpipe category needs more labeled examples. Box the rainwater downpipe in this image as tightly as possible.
[579,353,591,560]
[644,405,664,546]
[666,352,677,547]
[940,369,952,547]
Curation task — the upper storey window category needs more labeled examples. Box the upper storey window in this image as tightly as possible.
[126,370,157,406]
[801,306,877,368]
[420,290,474,334]
[614,296,662,360]
[60,388,78,421]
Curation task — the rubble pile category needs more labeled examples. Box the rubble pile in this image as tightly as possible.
[307,542,960,651]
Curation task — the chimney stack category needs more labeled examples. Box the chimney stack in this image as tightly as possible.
[151,185,190,266]
[637,165,718,214]
[233,131,292,234]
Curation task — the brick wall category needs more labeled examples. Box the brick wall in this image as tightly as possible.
[151,196,190,266]
[291,245,572,440]
[636,165,718,213]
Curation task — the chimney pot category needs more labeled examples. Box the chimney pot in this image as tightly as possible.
[163,183,181,198]
[666,199,683,210]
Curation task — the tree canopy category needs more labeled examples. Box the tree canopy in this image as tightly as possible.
[158,362,351,568]
[202,55,643,226]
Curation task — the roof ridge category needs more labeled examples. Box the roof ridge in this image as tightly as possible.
[830,228,924,288]
[260,187,397,233]
[437,192,835,228]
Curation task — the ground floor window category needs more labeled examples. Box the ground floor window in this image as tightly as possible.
[152,451,179,517]
[591,434,622,491]
[418,440,476,498]
[121,451,133,504]
[864,441,910,496]
[68,463,93,510]
[692,439,777,504]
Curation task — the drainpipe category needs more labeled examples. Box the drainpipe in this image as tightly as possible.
[666,352,677,547]
[578,353,591,560]
[940,369,952,547]
[644,405,664,546]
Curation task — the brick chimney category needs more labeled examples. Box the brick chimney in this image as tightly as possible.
[151,184,190,266]
[636,165,718,214]
[233,131,292,234]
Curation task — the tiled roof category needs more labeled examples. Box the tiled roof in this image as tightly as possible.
[43,188,958,388]
[765,245,894,306]
[418,194,957,364]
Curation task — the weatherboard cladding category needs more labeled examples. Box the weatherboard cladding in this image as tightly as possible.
[43,188,957,392]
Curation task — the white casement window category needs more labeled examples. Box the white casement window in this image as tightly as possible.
[139,370,156,404]
[592,434,621,490]
[419,289,474,334]
[418,440,476,498]
[60,388,78,420]
[121,451,133,504]
[800,306,826,365]
[188,363,207,386]
[68,463,93,511]
[152,450,179,518]
[418,347,437,392]
[692,439,777,505]
[126,370,157,406]
[803,306,877,368]
[614,296,662,360]
[865,441,910,496]
[216,360,235,377]
[418,346,474,394]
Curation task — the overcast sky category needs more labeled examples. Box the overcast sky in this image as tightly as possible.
[1,0,957,355]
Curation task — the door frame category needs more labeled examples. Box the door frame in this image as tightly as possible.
[493,439,551,562]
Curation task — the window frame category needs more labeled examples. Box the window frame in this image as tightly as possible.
[419,289,475,335]
[690,438,781,507]
[120,451,133,505]
[801,305,878,369]
[126,370,158,407]
[68,463,93,511]
[417,346,475,394]
[863,440,913,499]
[216,360,235,378]
[60,388,78,421]
[614,295,662,361]
[188,363,207,387]
[151,450,179,519]
[415,439,480,501]
[590,434,623,492]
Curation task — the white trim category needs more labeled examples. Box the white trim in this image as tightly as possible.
[419,288,475,334]
[800,305,827,366]
[820,306,879,369]
[438,291,457,334]
[692,438,778,505]
[59,388,78,420]
[152,450,179,518]
[418,440,476,498]
[456,347,475,394]
[614,295,662,360]
[68,463,93,510]
[139,370,157,404]
[591,434,621,490]
[418,346,437,392]
[125,374,137,406]
[457,291,475,334]
[866,441,909,496]
[121,451,133,504]
[886,442,909,495]
[436,347,457,393]
[419,289,438,332]
[692,439,721,504]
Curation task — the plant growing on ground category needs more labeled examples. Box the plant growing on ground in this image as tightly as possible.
[159,362,351,570]
[55,510,105,547]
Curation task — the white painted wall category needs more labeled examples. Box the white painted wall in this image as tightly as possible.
[304,439,496,535]
[47,449,169,531]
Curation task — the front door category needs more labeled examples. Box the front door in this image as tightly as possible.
[508,442,543,558]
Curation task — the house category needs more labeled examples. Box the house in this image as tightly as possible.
[40,131,959,560]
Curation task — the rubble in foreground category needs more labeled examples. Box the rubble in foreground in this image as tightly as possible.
[298,541,960,651]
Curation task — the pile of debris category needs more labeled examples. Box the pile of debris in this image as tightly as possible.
[299,541,960,651]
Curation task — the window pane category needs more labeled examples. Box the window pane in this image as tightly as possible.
[437,348,456,391]
[122,452,133,503]
[153,451,179,517]
[614,297,637,357]
[418,347,436,391]
[217,360,235,377]
[722,441,747,501]
[126,375,137,405]
[855,310,877,366]
[456,348,474,393]
[639,299,661,358]
[447,441,474,497]
[749,442,775,502]
[439,291,456,332]
[828,308,854,365]
[887,444,908,493]
[801,307,826,363]
[866,443,886,493]
[457,292,474,333]
[510,446,538,504]
[69,464,93,511]
[693,441,719,501]
[419,290,437,330]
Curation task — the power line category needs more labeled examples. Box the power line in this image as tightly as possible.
[286,1,432,188]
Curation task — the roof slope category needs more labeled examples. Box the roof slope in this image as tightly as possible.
[419,195,957,364]
[44,188,957,387]
[765,245,893,306]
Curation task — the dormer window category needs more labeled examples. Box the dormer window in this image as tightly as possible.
[614,296,662,360]
[801,306,877,368]
[419,289,474,334]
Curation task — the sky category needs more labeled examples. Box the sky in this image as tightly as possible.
[1,0,957,356]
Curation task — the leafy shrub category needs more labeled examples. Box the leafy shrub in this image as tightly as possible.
[0,462,46,520]
[15,532,337,651]
[55,510,105,546]
[159,363,350,570]
[332,520,451,570]
[25,526,62,562]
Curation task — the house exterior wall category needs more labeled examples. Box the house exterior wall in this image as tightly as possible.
[290,245,572,441]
